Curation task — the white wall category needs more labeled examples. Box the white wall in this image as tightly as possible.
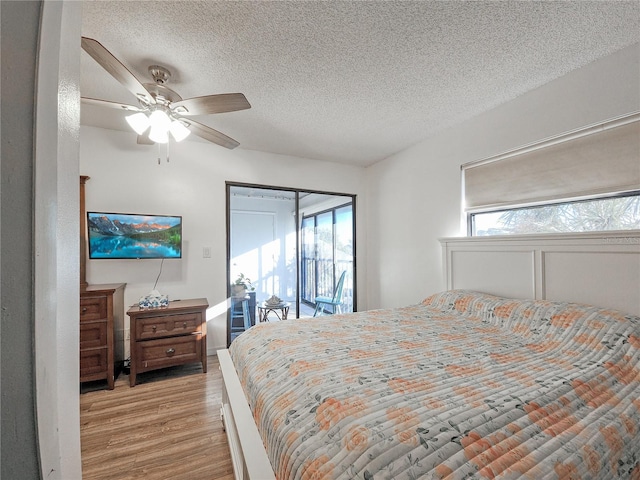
[366,43,640,309]
[80,127,367,353]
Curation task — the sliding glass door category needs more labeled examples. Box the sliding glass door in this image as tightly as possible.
[227,184,356,345]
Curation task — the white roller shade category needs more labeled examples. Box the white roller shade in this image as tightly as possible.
[463,114,640,211]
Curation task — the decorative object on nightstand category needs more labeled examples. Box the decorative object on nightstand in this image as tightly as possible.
[138,289,169,309]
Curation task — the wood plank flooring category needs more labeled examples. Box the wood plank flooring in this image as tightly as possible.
[80,356,234,480]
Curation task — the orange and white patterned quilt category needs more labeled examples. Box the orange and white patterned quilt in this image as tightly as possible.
[229,290,640,479]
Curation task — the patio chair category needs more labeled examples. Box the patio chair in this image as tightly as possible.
[313,271,346,317]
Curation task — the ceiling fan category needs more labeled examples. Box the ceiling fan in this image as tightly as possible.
[80,36,250,149]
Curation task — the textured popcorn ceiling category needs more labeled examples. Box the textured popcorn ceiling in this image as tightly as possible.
[80,1,640,167]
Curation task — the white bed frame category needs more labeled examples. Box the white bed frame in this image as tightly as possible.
[218,231,640,480]
[218,349,276,480]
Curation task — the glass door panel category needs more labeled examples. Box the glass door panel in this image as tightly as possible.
[300,201,354,315]
[334,205,353,313]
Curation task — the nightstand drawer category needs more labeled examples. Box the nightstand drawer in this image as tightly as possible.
[80,347,108,378]
[80,321,107,349]
[137,335,201,370]
[135,312,202,340]
[80,296,107,322]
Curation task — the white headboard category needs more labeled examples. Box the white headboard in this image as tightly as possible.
[440,231,640,316]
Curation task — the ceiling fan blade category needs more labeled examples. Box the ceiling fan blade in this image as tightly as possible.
[187,119,240,149]
[171,93,250,116]
[81,37,154,105]
[81,97,144,112]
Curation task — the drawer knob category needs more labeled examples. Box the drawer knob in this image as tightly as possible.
[82,307,88,313]
[152,325,157,332]
[166,348,175,355]
[183,322,187,328]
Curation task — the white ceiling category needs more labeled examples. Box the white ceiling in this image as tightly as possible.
[80,1,640,167]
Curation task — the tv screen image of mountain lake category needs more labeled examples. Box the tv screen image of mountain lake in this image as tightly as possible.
[87,213,182,259]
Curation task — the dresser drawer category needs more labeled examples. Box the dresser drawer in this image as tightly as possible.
[80,321,107,349]
[137,335,201,370]
[80,347,108,378]
[135,312,202,340]
[80,296,108,322]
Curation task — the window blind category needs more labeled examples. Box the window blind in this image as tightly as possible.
[463,114,640,211]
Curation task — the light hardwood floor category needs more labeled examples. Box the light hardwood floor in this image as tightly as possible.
[80,356,234,480]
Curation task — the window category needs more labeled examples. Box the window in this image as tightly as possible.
[470,192,640,236]
[462,114,639,236]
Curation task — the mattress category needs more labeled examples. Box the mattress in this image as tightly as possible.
[229,290,640,479]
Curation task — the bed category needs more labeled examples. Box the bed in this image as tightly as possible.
[218,232,640,479]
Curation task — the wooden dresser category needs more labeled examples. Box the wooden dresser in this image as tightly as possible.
[80,283,126,389]
[126,298,209,386]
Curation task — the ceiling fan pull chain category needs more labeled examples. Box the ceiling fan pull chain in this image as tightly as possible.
[166,141,170,163]
[157,143,161,165]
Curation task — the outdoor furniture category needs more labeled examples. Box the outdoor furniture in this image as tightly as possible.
[258,302,290,322]
[313,271,346,316]
[230,296,251,334]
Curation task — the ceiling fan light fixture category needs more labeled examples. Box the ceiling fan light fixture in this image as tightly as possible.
[169,119,191,142]
[149,124,169,144]
[149,109,171,130]
[125,112,150,135]
[147,109,172,143]
[127,109,190,144]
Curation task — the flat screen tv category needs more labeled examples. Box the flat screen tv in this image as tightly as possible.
[87,212,182,259]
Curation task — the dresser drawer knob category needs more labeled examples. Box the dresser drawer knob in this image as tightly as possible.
[183,322,187,328]
[152,325,157,332]
[166,348,175,355]
[82,307,88,313]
